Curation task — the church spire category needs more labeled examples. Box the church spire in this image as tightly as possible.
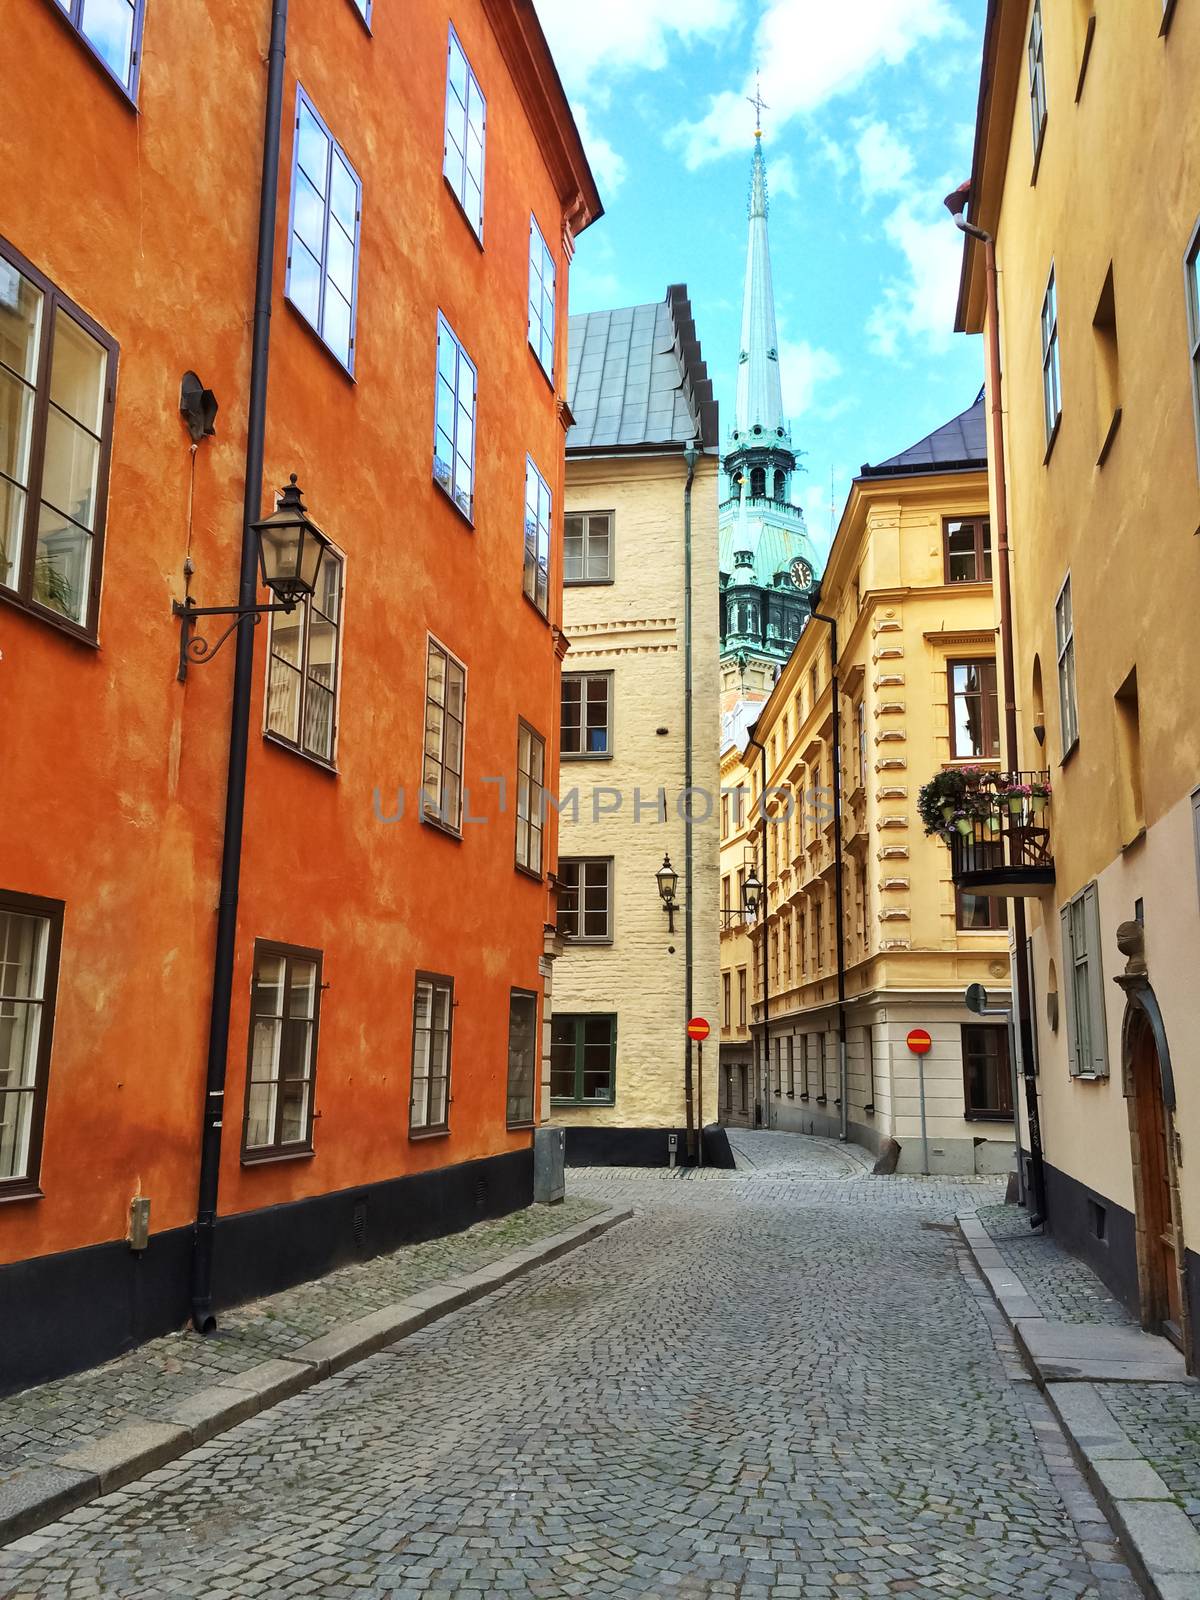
[734,130,786,442]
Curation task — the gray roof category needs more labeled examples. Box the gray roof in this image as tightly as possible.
[566,285,718,454]
[859,390,987,478]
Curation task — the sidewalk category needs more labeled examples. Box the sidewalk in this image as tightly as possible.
[0,1195,622,1546]
[961,1201,1200,1600]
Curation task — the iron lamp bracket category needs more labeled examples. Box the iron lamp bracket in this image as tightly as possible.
[173,596,292,682]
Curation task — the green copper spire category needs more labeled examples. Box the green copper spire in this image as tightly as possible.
[735,134,785,440]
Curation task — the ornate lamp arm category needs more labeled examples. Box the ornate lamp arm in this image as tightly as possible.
[172,597,292,682]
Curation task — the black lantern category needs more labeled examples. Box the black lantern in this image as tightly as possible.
[656,853,680,933]
[250,475,330,610]
[741,867,763,918]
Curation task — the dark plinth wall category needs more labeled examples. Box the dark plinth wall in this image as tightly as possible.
[563,1124,735,1170]
[1,1149,532,1396]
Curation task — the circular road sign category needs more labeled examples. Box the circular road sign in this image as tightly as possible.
[687,1017,711,1042]
[906,1028,933,1055]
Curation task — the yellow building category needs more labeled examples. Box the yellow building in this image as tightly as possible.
[719,399,1018,1174]
[549,287,722,1163]
[955,0,1200,1366]
[718,726,757,1123]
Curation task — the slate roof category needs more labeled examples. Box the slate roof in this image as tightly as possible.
[566,285,718,454]
[859,390,987,478]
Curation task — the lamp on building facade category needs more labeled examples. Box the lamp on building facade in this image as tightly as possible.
[172,475,330,681]
[741,867,763,918]
[656,853,680,933]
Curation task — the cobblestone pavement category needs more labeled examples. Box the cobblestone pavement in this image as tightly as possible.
[1,1138,1143,1599]
[0,1198,604,1479]
[974,1206,1134,1326]
[1106,1383,1200,1536]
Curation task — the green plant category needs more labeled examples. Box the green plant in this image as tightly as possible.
[917,767,991,837]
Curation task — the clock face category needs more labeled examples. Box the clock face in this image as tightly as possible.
[789,557,813,591]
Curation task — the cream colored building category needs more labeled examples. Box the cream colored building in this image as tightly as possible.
[718,724,757,1125]
[549,286,721,1163]
[719,398,1018,1174]
[955,0,1200,1367]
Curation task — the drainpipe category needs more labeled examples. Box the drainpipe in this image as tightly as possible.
[744,727,770,1128]
[808,589,849,1142]
[946,185,1047,1226]
[190,0,290,1332]
[682,438,700,1162]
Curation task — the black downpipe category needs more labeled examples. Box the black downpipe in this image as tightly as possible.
[190,0,290,1333]
[809,596,849,1141]
[682,442,698,1161]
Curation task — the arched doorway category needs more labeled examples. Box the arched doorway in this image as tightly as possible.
[1125,1006,1185,1348]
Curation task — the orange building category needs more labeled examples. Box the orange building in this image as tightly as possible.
[0,0,599,1389]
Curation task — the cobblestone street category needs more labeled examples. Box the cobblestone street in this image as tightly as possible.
[1,1134,1143,1599]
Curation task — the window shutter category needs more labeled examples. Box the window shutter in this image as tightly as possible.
[1083,883,1109,1076]
[1060,904,1081,1076]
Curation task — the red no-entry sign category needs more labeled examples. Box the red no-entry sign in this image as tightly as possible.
[687,1017,711,1042]
[907,1028,932,1055]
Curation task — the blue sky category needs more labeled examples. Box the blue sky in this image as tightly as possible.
[535,0,987,557]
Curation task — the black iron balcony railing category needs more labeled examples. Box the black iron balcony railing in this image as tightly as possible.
[945,770,1055,898]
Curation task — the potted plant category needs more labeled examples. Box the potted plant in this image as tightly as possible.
[1001,782,1031,815]
[918,769,970,838]
[1029,778,1052,815]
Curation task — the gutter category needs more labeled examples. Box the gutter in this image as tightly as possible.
[683,437,700,1162]
[190,0,290,1332]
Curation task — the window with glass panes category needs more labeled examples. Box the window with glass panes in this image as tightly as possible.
[948,658,1000,759]
[1055,575,1078,754]
[443,27,486,238]
[0,238,117,637]
[962,1024,1013,1118]
[957,865,1009,931]
[563,511,612,582]
[266,550,343,763]
[943,517,992,583]
[523,456,551,614]
[738,968,747,1026]
[433,315,477,520]
[423,638,466,833]
[410,972,452,1131]
[1187,222,1200,465]
[515,721,545,875]
[54,0,145,99]
[786,1035,795,1097]
[0,892,62,1194]
[1041,265,1061,442]
[1061,883,1107,1077]
[556,858,612,941]
[561,672,611,757]
[550,1014,616,1104]
[243,942,321,1157]
[350,0,372,25]
[286,89,361,374]
[506,988,537,1127]
[1028,0,1047,164]
[527,216,555,377]
[723,971,731,1027]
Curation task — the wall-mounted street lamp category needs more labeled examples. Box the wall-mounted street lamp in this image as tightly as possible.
[656,853,680,933]
[741,866,763,919]
[173,475,330,681]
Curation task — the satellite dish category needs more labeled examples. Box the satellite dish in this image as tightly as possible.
[965,983,989,1015]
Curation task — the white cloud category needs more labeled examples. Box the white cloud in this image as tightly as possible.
[571,103,627,199]
[767,152,799,201]
[671,0,962,168]
[855,120,915,201]
[535,0,737,97]
[778,338,842,420]
[865,197,962,358]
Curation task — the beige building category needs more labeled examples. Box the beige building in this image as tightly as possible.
[719,398,1018,1174]
[718,724,757,1125]
[549,287,722,1164]
[954,0,1200,1366]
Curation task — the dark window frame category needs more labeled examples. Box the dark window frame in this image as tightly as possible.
[556,856,614,943]
[956,876,1009,932]
[1028,0,1048,178]
[284,86,363,377]
[506,987,538,1128]
[943,516,992,584]
[0,888,64,1200]
[563,510,613,585]
[264,546,344,770]
[561,670,613,760]
[962,1023,1014,1120]
[410,969,454,1135]
[737,967,748,1027]
[45,0,146,104]
[948,657,1000,760]
[241,939,323,1163]
[1041,263,1062,448]
[349,0,373,31]
[549,1012,617,1106]
[1184,217,1200,480]
[0,234,118,644]
[515,718,546,878]
[422,634,467,837]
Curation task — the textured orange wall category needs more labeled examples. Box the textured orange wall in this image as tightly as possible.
[0,0,574,1262]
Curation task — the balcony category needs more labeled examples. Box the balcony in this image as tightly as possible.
[923,768,1055,898]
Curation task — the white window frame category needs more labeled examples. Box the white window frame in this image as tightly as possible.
[1055,573,1079,757]
[1041,264,1061,447]
[433,313,477,522]
[1185,218,1200,480]
[561,670,613,759]
[564,511,613,584]
[285,87,362,375]
[264,546,344,766]
[523,456,551,615]
[527,215,555,378]
[422,635,467,835]
[410,972,453,1132]
[443,26,486,239]
[1060,883,1108,1077]
[1028,0,1047,172]
[556,857,614,943]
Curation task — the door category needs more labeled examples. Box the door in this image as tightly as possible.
[1131,1013,1183,1344]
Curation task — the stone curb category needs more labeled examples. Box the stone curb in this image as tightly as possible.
[958,1209,1200,1600]
[0,1204,632,1549]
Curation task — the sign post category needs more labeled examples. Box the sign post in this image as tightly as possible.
[687,1018,710,1169]
[906,1028,933,1176]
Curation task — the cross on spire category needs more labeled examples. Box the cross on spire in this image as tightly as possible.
[747,73,769,137]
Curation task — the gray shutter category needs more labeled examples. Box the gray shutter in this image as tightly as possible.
[1083,883,1109,1076]
[1060,904,1081,1076]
